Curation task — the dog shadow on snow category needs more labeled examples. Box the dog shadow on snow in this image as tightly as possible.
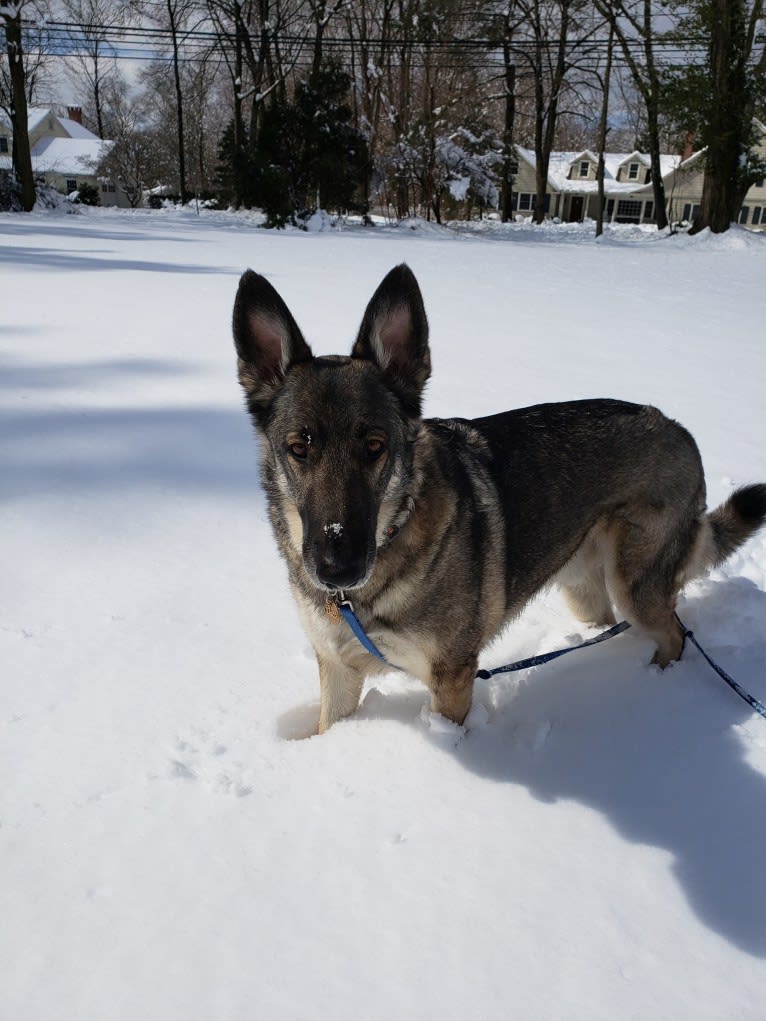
[366,576,766,958]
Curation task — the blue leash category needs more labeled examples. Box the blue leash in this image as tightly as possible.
[475,620,632,679]
[674,613,766,720]
[338,599,766,722]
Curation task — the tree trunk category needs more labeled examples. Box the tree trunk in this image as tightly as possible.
[690,0,749,234]
[532,0,569,225]
[642,1,668,230]
[93,46,105,139]
[167,0,189,203]
[595,0,669,230]
[500,42,516,222]
[645,99,668,230]
[4,13,36,211]
[595,22,613,238]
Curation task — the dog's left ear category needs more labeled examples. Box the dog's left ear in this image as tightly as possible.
[351,264,430,413]
[233,270,313,423]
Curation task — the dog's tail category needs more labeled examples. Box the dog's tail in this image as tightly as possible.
[709,484,766,565]
[687,484,766,580]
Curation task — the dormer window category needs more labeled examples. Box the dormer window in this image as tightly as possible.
[628,162,640,180]
[579,161,590,178]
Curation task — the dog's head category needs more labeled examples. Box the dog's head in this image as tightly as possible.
[233,264,430,592]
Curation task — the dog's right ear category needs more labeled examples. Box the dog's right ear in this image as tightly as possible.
[351,264,430,416]
[232,270,313,421]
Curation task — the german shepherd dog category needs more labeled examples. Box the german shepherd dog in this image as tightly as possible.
[232,264,766,733]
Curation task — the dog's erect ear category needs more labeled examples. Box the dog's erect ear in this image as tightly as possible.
[232,270,313,419]
[351,264,430,413]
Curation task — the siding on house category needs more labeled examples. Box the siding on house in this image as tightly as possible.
[504,122,766,231]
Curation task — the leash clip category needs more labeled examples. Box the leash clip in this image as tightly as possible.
[325,589,354,625]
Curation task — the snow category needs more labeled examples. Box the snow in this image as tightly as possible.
[517,144,684,195]
[1,207,766,1020]
[30,136,111,175]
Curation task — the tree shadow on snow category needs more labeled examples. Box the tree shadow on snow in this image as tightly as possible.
[0,356,262,501]
[0,244,229,275]
[444,577,766,958]
[0,218,219,246]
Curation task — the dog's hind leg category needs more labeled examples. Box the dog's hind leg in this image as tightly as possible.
[607,514,697,668]
[317,655,365,734]
[558,525,617,627]
[561,570,617,628]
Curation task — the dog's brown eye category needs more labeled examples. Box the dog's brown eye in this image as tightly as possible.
[289,441,308,460]
[366,437,386,460]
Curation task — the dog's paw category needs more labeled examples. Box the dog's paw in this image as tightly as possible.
[419,704,465,747]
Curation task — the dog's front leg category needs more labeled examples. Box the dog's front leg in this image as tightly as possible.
[317,654,365,734]
[428,657,477,726]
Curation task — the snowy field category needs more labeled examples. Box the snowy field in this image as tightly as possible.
[2,208,766,1020]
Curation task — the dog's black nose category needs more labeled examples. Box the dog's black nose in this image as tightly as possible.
[315,552,367,590]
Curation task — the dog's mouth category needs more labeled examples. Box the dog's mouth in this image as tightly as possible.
[309,560,374,594]
[303,542,376,594]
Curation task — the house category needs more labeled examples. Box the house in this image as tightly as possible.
[508,120,766,231]
[0,106,131,207]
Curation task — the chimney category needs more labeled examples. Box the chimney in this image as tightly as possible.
[681,131,695,162]
[67,106,83,125]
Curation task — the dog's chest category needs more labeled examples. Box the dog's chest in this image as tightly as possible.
[293,588,434,682]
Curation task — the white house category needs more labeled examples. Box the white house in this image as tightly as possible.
[0,106,131,207]
[508,120,766,231]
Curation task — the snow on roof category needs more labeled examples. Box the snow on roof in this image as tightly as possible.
[570,149,599,164]
[31,136,111,176]
[515,144,682,194]
[26,106,53,133]
[61,118,101,141]
[0,106,102,142]
[616,150,651,168]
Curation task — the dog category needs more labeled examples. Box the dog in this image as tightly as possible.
[232,263,766,733]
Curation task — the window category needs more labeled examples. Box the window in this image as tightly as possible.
[752,207,762,225]
[756,178,765,188]
[0,136,8,153]
[518,193,533,211]
[682,203,700,223]
[739,206,749,224]
[66,179,77,192]
[510,161,519,176]
[579,161,590,178]
[627,162,640,180]
[616,199,642,223]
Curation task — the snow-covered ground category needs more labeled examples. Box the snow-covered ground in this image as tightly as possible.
[2,208,765,1020]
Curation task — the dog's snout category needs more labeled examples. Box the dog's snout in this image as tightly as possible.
[315,549,368,590]
[310,521,369,589]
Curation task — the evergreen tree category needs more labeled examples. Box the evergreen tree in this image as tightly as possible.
[251,63,369,226]
[664,0,766,233]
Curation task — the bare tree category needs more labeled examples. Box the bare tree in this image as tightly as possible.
[96,71,154,204]
[594,0,671,229]
[595,20,615,236]
[1,2,37,209]
[499,0,603,224]
[62,0,121,138]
